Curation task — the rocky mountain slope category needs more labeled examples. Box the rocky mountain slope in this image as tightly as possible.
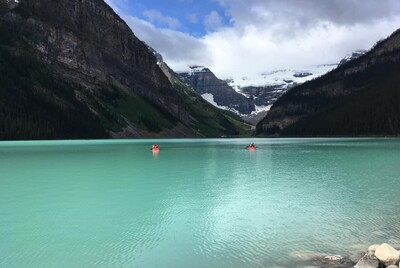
[0,0,251,139]
[177,66,255,115]
[257,29,400,136]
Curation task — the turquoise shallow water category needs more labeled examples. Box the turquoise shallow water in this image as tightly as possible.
[0,138,400,267]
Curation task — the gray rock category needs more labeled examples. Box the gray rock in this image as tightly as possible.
[312,254,355,267]
[354,254,380,268]
[368,244,380,257]
[386,265,399,268]
[325,255,344,261]
[375,243,400,266]
[177,67,256,114]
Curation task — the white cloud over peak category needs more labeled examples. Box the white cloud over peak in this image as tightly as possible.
[123,16,212,70]
[204,11,223,32]
[216,0,400,28]
[203,18,400,79]
[105,0,400,80]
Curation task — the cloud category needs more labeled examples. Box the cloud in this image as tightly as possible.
[143,9,180,29]
[203,18,400,79]
[204,11,223,32]
[186,13,198,24]
[105,0,400,81]
[198,0,400,78]
[216,0,400,29]
[104,0,209,70]
[123,16,211,71]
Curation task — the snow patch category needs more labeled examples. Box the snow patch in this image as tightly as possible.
[201,93,241,115]
[201,93,219,107]
[201,93,272,117]
[339,50,366,65]
[226,64,338,90]
[252,105,272,115]
[177,65,209,77]
[5,0,19,4]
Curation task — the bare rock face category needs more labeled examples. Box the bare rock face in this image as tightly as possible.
[374,243,400,266]
[0,0,216,139]
[177,67,255,115]
[12,0,187,121]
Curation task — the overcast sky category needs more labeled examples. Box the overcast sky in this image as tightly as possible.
[105,0,400,79]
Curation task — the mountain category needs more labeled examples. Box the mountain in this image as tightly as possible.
[228,64,339,122]
[178,62,342,124]
[148,47,253,137]
[0,0,251,139]
[257,29,400,136]
[338,50,366,66]
[177,66,255,115]
[228,65,338,92]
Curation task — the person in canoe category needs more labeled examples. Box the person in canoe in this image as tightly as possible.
[248,143,256,151]
[151,144,160,151]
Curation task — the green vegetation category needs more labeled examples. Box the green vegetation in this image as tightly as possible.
[173,80,253,137]
[113,93,177,133]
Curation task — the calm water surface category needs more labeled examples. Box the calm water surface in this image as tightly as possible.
[1,138,400,267]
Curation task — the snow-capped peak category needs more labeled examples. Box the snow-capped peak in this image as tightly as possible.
[226,64,338,90]
[339,50,366,66]
[188,65,207,72]
[176,65,209,76]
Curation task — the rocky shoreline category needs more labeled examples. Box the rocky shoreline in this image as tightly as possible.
[354,243,400,268]
[294,243,400,268]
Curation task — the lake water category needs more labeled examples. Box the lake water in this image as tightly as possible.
[1,138,400,267]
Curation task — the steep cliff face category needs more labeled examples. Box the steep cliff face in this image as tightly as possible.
[257,29,400,136]
[0,0,252,139]
[177,67,255,115]
[0,0,191,139]
[12,0,187,120]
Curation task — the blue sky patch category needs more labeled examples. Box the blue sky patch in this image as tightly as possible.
[121,0,232,36]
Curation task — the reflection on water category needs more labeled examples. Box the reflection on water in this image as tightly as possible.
[152,150,159,158]
[0,138,400,267]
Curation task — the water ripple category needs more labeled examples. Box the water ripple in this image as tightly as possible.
[1,138,400,267]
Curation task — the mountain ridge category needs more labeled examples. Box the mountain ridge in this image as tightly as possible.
[256,28,400,136]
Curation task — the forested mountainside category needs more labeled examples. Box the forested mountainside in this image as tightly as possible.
[257,28,400,136]
[0,0,251,140]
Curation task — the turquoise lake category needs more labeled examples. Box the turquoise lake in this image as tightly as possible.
[1,138,400,267]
